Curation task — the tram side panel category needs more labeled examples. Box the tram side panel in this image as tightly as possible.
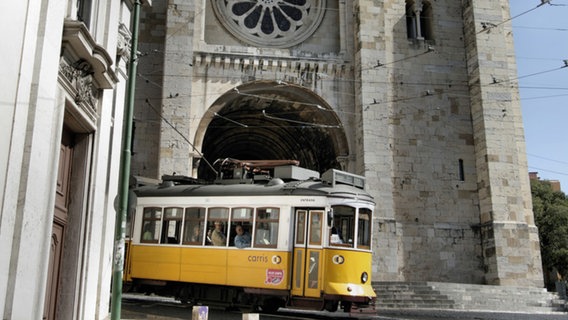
[130,245,182,281]
[128,245,292,290]
[178,247,229,285]
[226,250,291,290]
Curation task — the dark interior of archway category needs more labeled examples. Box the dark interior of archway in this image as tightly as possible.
[197,91,342,181]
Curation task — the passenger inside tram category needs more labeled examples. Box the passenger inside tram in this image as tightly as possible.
[209,221,227,246]
[330,226,343,244]
[233,224,251,248]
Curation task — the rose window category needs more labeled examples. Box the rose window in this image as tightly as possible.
[211,0,327,48]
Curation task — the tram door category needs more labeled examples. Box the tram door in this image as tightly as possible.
[291,209,324,298]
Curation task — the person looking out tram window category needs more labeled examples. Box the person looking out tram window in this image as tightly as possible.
[234,224,251,248]
[142,223,154,241]
[209,221,227,246]
[190,225,202,243]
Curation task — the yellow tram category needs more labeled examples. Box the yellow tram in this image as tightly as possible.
[124,162,376,313]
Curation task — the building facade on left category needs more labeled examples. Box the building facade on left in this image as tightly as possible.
[0,0,148,319]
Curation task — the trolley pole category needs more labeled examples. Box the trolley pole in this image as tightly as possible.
[110,0,143,318]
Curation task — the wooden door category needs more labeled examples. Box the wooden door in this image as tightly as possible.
[43,129,73,319]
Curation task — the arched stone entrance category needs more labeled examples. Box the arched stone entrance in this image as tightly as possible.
[196,81,349,180]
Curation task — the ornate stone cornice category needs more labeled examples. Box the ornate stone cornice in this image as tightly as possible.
[61,19,117,89]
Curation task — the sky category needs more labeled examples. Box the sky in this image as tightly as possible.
[509,0,568,192]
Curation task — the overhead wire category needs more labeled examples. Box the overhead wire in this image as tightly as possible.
[477,0,552,34]
[511,1,568,180]
[144,98,218,175]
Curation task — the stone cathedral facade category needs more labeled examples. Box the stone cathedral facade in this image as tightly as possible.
[133,0,543,287]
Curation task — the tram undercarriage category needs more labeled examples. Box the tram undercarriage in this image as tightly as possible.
[127,279,375,314]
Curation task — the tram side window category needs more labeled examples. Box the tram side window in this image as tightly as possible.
[330,205,354,248]
[183,207,205,245]
[230,207,253,248]
[206,207,229,246]
[162,207,183,244]
[141,207,162,243]
[357,208,372,249]
[254,207,279,248]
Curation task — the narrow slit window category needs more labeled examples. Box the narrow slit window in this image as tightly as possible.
[458,159,465,181]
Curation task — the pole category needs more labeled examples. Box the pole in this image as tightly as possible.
[110,0,141,318]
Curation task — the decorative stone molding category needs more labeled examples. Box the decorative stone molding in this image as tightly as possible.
[192,52,352,87]
[60,59,97,106]
[59,56,98,129]
[117,22,132,63]
[211,0,327,48]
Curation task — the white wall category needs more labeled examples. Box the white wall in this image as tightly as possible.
[0,0,67,318]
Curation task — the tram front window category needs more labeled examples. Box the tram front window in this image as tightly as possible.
[329,205,355,248]
[357,208,372,249]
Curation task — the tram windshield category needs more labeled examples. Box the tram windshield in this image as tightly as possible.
[329,205,372,249]
[357,208,372,249]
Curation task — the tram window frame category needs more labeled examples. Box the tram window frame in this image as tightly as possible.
[161,207,183,244]
[309,211,323,245]
[141,207,162,243]
[230,207,253,248]
[206,207,229,246]
[295,210,307,245]
[183,207,206,245]
[254,207,279,248]
[308,251,320,288]
[329,205,354,248]
[357,208,372,250]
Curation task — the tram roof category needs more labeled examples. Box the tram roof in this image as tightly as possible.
[134,178,374,203]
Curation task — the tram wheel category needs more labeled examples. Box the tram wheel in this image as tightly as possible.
[261,298,283,313]
[341,301,352,313]
[324,300,338,312]
[178,287,192,305]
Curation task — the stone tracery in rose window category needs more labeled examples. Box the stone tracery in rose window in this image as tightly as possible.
[212,0,327,48]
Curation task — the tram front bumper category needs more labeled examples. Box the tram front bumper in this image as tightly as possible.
[325,281,376,298]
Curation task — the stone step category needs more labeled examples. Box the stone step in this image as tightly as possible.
[372,281,567,313]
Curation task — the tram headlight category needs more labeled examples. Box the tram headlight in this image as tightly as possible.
[361,272,368,284]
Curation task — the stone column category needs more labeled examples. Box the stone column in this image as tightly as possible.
[353,0,399,281]
[462,0,543,287]
[159,1,196,177]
